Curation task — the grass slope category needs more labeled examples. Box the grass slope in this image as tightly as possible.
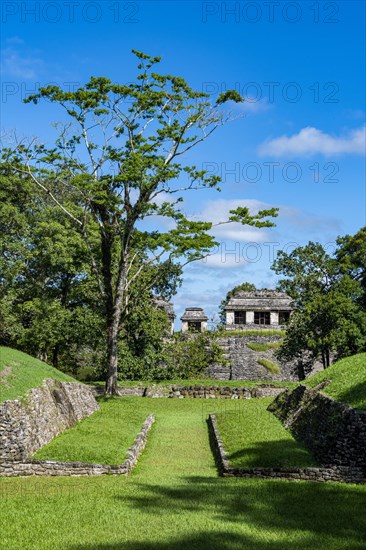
[306,353,366,410]
[1,397,365,549]
[216,398,317,468]
[0,346,76,403]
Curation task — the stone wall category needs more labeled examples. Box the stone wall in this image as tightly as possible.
[0,414,155,477]
[92,384,287,399]
[209,414,365,484]
[0,379,99,461]
[268,385,366,470]
[165,384,285,399]
[205,335,300,381]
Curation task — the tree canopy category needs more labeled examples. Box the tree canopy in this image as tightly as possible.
[273,229,366,373]
[2,50,278,393]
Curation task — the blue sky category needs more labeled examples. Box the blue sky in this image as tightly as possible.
[1,0,365,324]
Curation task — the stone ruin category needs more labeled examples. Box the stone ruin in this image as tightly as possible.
[152,295,175,336]
[155,290,293,335]
[153,291,299,381]
[224,290,292,330]
[180,307,208,333]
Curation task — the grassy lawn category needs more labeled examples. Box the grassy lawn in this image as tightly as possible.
[216,398,317,468]
[1,397,365,550]
[0,347,76,403]
[37,398,315,469]
[1,353,366,548]
[306,353,366,410]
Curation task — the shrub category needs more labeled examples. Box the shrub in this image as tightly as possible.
[75,365,99,382]
[165,332,227,379]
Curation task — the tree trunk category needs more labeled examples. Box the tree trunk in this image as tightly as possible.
[52,345,59,369]
[98,221,119,396]
[105,316,119,395]
[97,207,133,396]
[104,258,129,396]
[298,361,305,380]
[321,349,326,369]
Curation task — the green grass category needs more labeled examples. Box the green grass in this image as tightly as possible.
[306,353,366,410]
[257,358,280,374]
[1,397,365,550]
[217,329,286,337]
[38,397,312,467]
[34,397,149,464]
[216,398,317,468]
[246,341,282,351]
[0,347,76,403]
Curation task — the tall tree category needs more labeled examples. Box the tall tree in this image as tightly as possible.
[272,242,338,306]
[4,51,278,394]
[0,165,104,368]
[273,235,366,372]
[336,227,366,307]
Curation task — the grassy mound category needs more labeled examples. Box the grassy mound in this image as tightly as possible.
[306,353,366,410]
[0,346,76,403]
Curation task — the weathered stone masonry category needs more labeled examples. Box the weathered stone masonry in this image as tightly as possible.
[205,335,299,382]
[92,383,287,399]
[268,384,366,471]
[0,414,155,477]
[0,379,98,461]
[209,413,365,484]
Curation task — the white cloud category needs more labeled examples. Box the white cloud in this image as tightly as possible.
[258,125,366,157]
[199,253,247,269]
[343,109,365,121]
[1,45,44,79]
[191,198,273,242]
[6,36,25,46]
[149,191,176,207]
[280,206,341,232]
[174,290,222,307]
[238,98,271,114]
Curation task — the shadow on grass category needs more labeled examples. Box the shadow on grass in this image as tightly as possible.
[69,477,366,550]
[227,438,317,468]
[207,417,317,469]
[336,380,366,411]
[70,532,252,550]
